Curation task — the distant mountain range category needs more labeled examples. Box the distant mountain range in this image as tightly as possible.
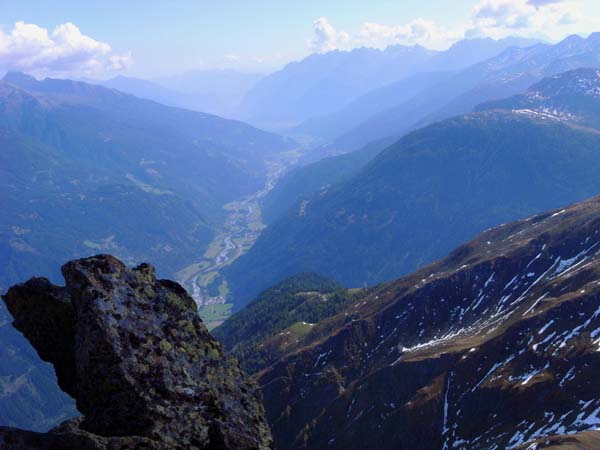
[478,67,600,128]
[155,69,263,98]
[293,36,539,141]
[292,71,456,142]
[275,67,600,225]
[236,45,435,129]
[88,69,263,118]
[224,68,600,308]
[332,32,600,152]
[92,75,220,114]
[79,37,540,134]
[0,71,292,287]
[220,194,600,449]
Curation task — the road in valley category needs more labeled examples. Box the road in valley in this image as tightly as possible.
[180,155,293,308]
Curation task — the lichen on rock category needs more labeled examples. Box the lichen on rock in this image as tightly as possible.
[1,254,273,450]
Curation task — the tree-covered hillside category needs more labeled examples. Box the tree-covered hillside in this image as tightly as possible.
[225,109,600,307]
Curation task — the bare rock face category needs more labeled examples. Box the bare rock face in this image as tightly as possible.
[1,255,273,450]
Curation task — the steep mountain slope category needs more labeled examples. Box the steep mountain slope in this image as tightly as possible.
[3,71,290,173]
[294,37,538,141]
[155,69,263,117]
[238,45,435,129]
[0,72,293,287]
[224,69,600,307]
[293,71,455,142]
[213,273,368,373]
[262,138,394,224]
[89,75,220,115]
[335,32,600,151]
[255,196,600,449]
[0,126,211,291]
[0,303,76,432]
[478,67,600,128]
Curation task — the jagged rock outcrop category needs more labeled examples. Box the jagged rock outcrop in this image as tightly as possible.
[0,255,273,450]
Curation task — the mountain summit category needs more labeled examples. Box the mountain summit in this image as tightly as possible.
[478,67,600,128]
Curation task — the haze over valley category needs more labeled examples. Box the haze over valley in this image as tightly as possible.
[2,1,600,449]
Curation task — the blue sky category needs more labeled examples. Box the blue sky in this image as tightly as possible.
[1,0,599,78]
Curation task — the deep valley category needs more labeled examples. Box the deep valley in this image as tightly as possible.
[3,14,600,450]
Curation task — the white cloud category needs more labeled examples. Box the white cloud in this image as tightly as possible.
[307,0,587,55]
[308,16,459,52]
[107,52,133,71]
[0,21,132,76]
[309,17,350,53]
[471,0,583,37]
[474,0,535,28]
[528,0,564,4]
[223,53,241,63]
[357,18,463,50]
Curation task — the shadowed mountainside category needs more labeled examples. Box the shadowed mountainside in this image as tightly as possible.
[239,196,600,449]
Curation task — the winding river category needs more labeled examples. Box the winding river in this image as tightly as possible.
[182,155,292,307]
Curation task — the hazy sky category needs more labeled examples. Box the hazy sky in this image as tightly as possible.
[1,0,599,78]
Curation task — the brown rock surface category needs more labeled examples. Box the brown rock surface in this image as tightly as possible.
[252,197,600,449]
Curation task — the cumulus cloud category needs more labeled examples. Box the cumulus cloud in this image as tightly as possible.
[0,21,132,76]
[308,0,587,55]
[223,53,241,63]
[474,0,534,28]
[528,0,565,5]
[107,52,133,71]
[308,16,459,52]
[309,17,350,53]
[357,18,463,49]
[471,0,583,36]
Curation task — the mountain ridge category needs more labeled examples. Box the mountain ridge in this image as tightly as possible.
[333,32,600,152]
[225,68,600,308]
[248,195,600,449]
[293,36,540,141]
[477,67,600,130]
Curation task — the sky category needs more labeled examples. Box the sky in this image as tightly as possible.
[1,0,599,79]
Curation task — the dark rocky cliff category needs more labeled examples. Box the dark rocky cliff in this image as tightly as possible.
[255,197,600,449]
[0,255,272,450]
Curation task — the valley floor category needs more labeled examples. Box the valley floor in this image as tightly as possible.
[176,149,301,329]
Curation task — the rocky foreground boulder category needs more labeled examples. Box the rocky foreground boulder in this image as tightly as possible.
[0,255,273,450]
